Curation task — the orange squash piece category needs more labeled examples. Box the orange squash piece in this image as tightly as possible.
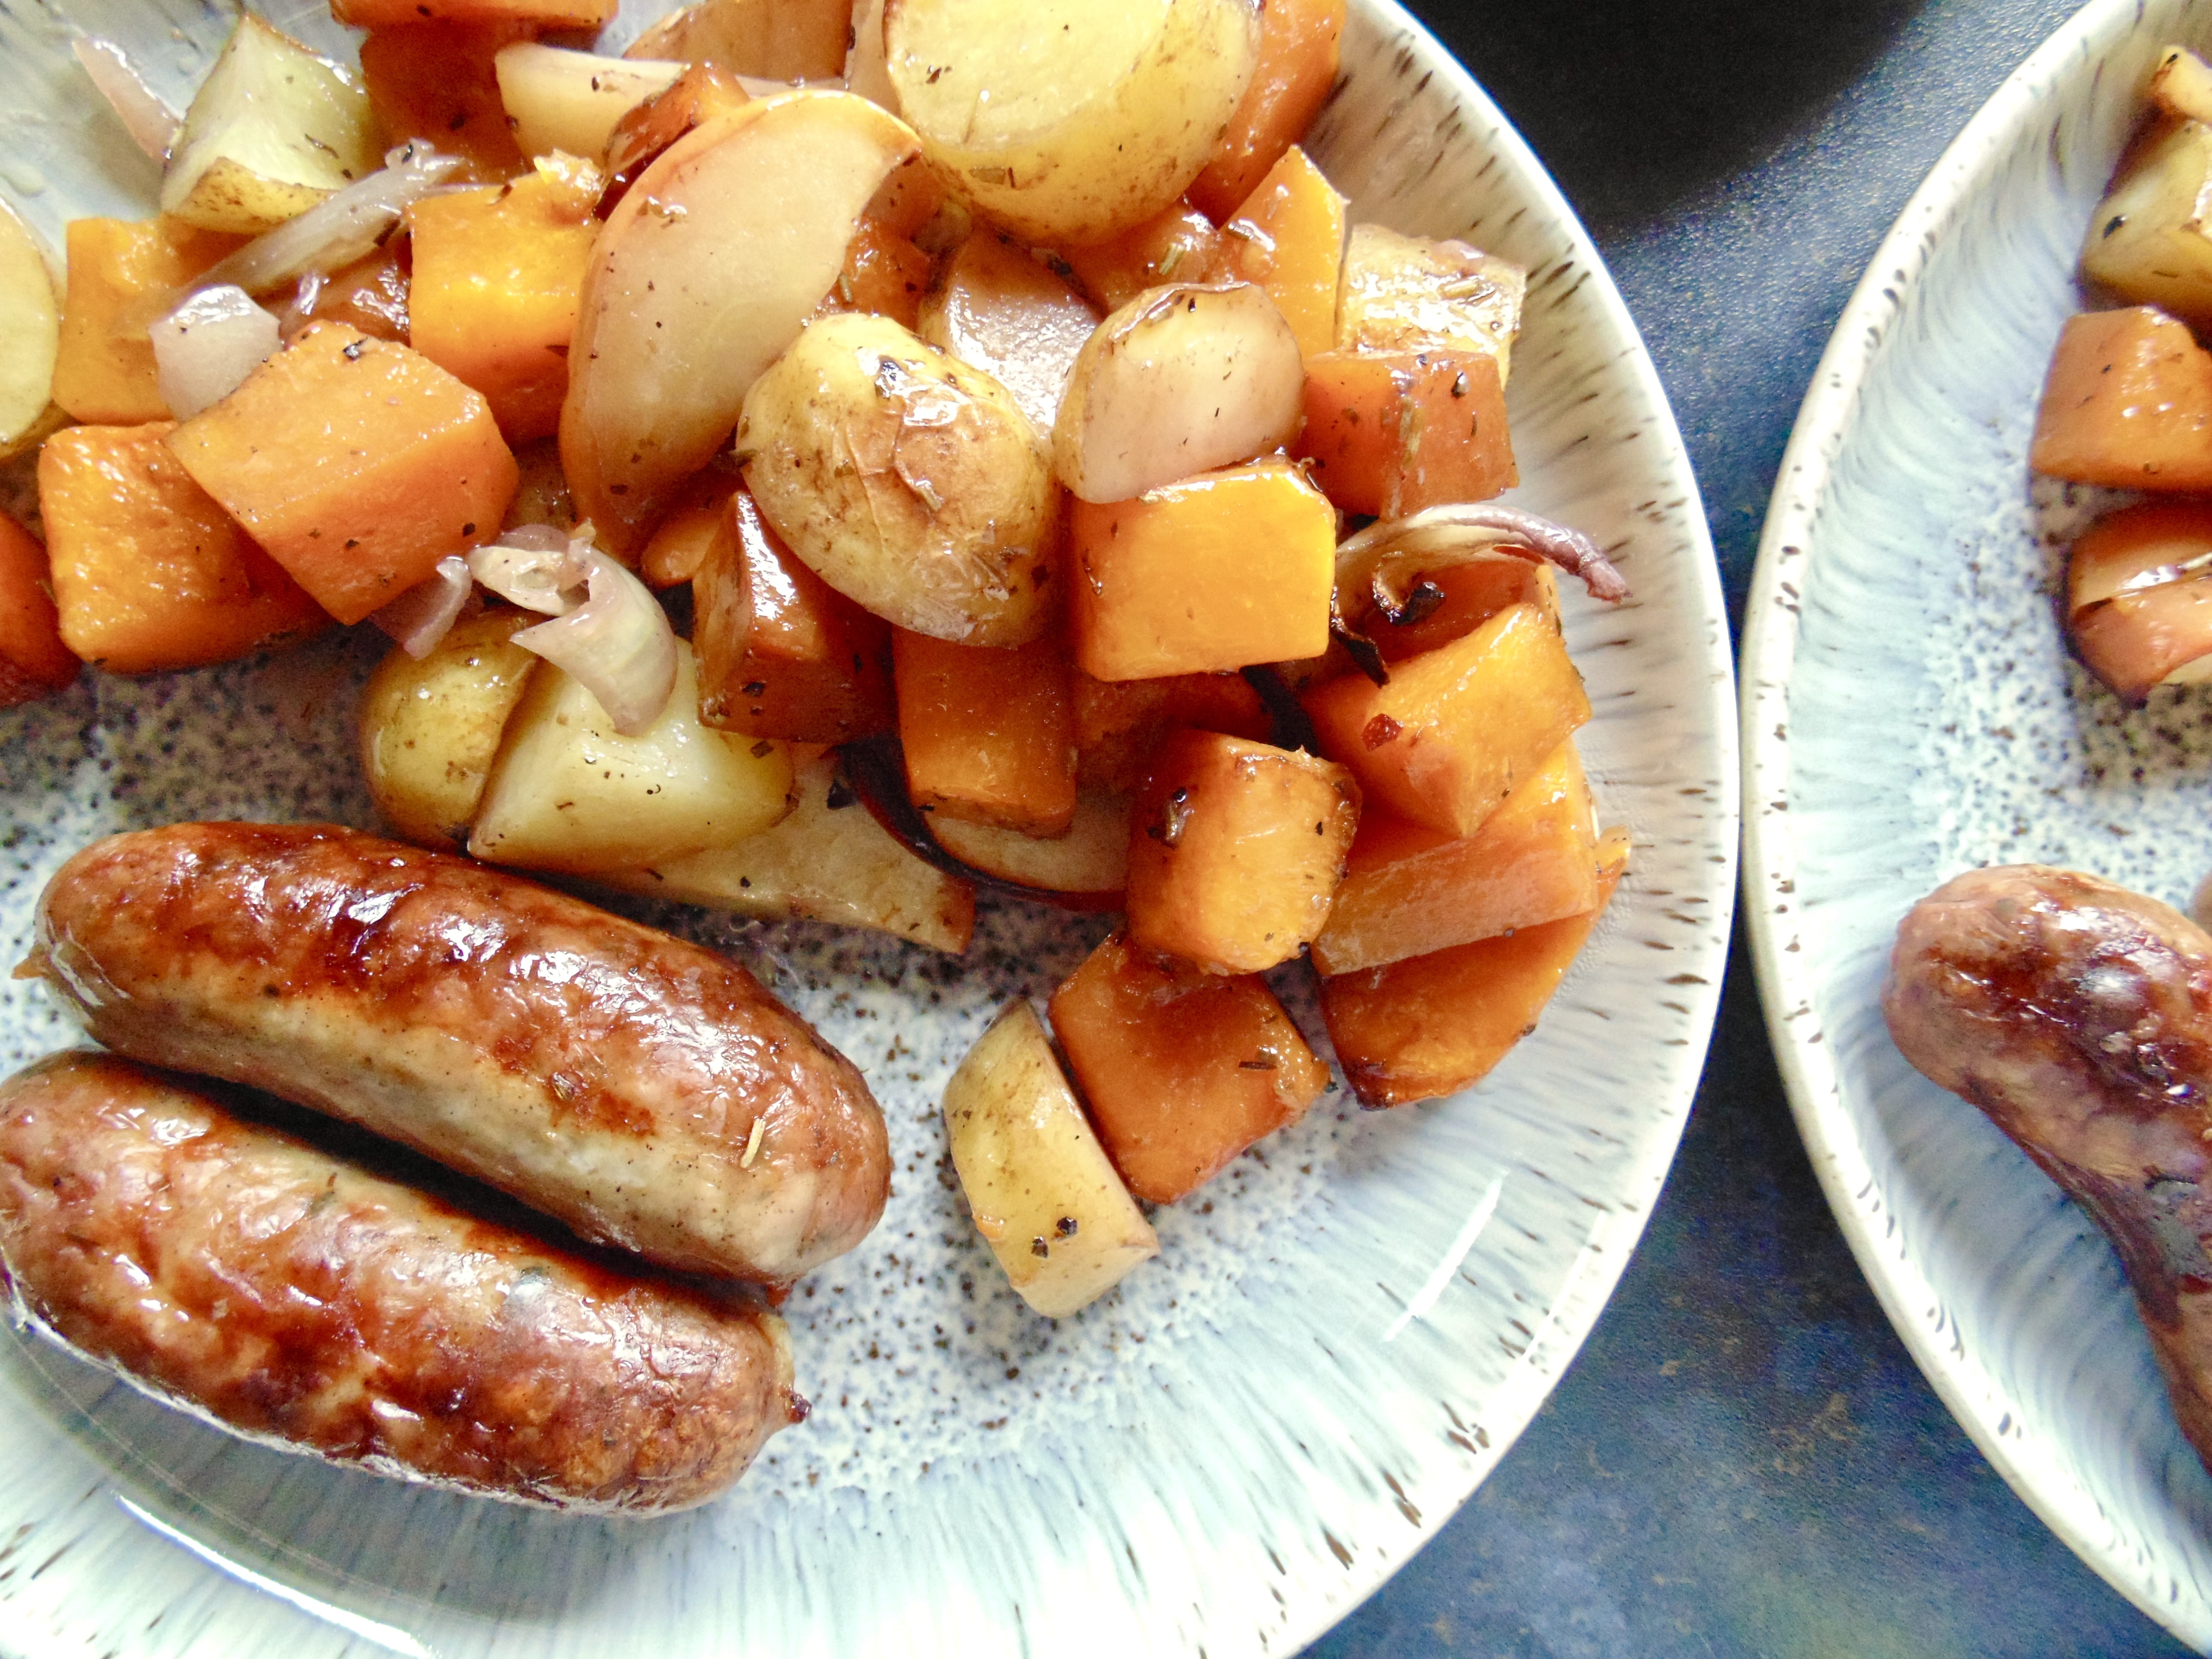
[815,219,935,331]
[334,0,612,26]
[168,322,517,626]
[1048,930,1328,1203]
[640,474,739,589]
[696,489,895,742]
[1125,728,1360,974]
[408,154,602,442]
[1187,0,1346,223]
[1309,741,1600,975]
[1068,459,1335,681]
[1072,666,1272,792]
[2032,307,2212,490]
[1322,832,1627,1107]
[1295,348,1516,517]
[1305,600,1590,837]
[601,66,753,217]
[51,216,247,424]
[38,423,328,674]
[1059,201,1227,313]
[1221,145,1345,361]
[0,512,79,704]
[359,22,531,184]
[894,630,1077,835]
[304,245,412,343]
[1358,559,1557,664]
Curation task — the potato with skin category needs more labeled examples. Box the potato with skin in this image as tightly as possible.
[739,313,1058,646]
[359,610,538,851]
[2082,120,2212,327]
[943,1001,1159,1318]
[1054,283,1304,505]
[885,0,1259,246]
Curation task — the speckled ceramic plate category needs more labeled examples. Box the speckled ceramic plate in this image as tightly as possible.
[1744,1,2212,1649]
[0,3,1733,1654]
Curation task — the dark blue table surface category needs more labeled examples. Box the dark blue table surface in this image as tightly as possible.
[1311,3,2203,1655]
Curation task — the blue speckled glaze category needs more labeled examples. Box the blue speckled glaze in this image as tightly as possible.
[0,2,1735,1654]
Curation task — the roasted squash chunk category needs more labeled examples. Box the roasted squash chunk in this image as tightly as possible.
[816,219,936,331]
[1295,348,1516,517]
[39,423,328,673]
[1304,600,1589,838]
[1125,728,1360,974]
[2031,307,2212,491]
[1220,145,1345,361]
[168,322,518,626]
[359,21,531,184]
[0,511,79,705]
[51,217,246,424]
[895,631,1078,836]
[1354,559,1557,664]
[1321,832,1627,1107]
[1187,0,1345,222]
[1059,200,1227,314]
[1072,666,1272,792]
[1048,930,1327,1203]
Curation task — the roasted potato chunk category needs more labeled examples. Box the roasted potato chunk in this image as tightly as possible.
[2082,120,2212,326]
[359,609,538,850]
[1337,224,1526,385]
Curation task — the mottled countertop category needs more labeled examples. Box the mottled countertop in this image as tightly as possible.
[1313,3,2200,1654]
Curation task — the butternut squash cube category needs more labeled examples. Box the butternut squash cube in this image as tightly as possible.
[1072,666,1272,792]
[1069,459,1334,681]
[307,246,412,343]
[1048,930,1327,1203]
[1059,199,1227,314]
[1356,559,1557,664]
[1295,348,1516,517]
[696,490,894,742]
[168,322,518,626]
[408,154,602,442]
[1125,728,1360,974]
[640,474,739,590]
[2031,307,2212,490]
[815,219,935,331]
[1187,0,1345,222]
[1309,741,1600,975]
[894,630,1077,835]
[601,66,755,217]
[359,21,530,184]
[1221,145,1345,361]
[39,423,329,674]
[51,216,247,425]
[1321,833,1627,1107]
[0,511,79,705]
[1304,601,1589,838]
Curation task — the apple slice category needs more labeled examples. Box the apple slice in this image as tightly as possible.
[2067,499,2212,703]
[560,90,921,556]
[933,789,1132,899]
[0,199,59,454]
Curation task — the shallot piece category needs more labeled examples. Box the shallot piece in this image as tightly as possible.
[511,548,678,735]
[1335,504,1631,615]
[466,524,585,614]
[72,35,179,161]
[149,285,280,419]
[370,556,474,658]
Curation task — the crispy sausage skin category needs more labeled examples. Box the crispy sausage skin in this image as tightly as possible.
[26,822,888,1285]
[1885,864,2212,1467]
[0,1052,803,1512]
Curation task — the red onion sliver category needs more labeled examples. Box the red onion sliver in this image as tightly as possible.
[371,556,474,658]
[150,285,280,419]
[511,551,677,736]
[72,35,179,161]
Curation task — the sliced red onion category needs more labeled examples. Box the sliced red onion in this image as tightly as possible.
[150,285,280,419]
[371,556,474,658]
[468,525,586,614]
[511,550,677,736]
[73,35,179,161]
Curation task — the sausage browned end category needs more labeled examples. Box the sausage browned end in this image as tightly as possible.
[26,822,889,1286]
[1884,864,2212,1466]
[0,1052,803,1512]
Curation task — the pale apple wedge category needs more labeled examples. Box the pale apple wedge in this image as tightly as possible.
[560,91,921,556]
[933,789,1130,900]
[2067,499,2212,703]
[0,198,60,453]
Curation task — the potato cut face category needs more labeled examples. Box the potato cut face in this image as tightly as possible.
[358,611,538,851]
[2081,121,2212,327]
[739,311,1058,646]
[934,788,1131,896]
[1125,729,1360,975]
[2030,306,2212,491]
[917,233,1101,437]
[494,44,687,162]
[1337,224,1526,385]
[1048,931,1325,1205]
[943,1001,1159,1318]
[885,0,1259,244]
[1053,282,1305,505]
[163,17,379,235]
[1068,459,1334,679]
[594,752,975,954]
[895,631,1077,835]
[471,640,795,873]
[0,200,58,449]
[1322,834,1627,1108]
[2150,46,2212,124]
[1304,601,1591,838]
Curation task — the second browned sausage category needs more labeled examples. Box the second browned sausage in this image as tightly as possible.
[24,822,888,1285]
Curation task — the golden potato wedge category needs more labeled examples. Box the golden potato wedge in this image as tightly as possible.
[626,0,853,80]
[358,609,538,851]
[1053,282,1304,504]
[471,639,794,873]
[1337,224,1527,384]
[943,1001,1159,1318]
[738,311,1058,645]
[593,751,976,953]
[883,0,1259,245]
[0,199,60,453]
[2150,46,2212,124]
[2081,120,2212,326]
[917,233,1101,436]
[162,16,380,235]
[494,44,687,162]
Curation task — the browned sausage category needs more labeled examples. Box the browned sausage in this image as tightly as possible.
[1884,864,2212,1468]
[23,822,888,1285]
[0,1052,803,1512]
